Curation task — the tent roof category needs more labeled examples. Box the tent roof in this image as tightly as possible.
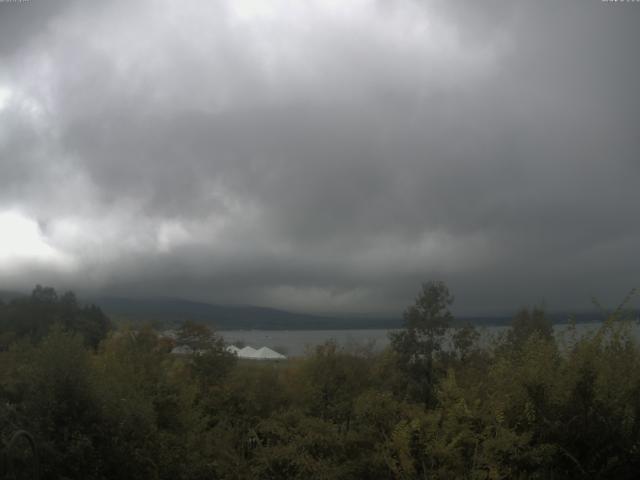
[255,346,286,359]
[237,346,259,358]
[236,345,286,360]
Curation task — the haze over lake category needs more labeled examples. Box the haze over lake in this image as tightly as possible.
[221,322,638,357]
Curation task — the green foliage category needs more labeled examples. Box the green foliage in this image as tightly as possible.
[507,307,554,348]
[1,284,640,479]
[389,280,454,407]
[296,341,370,423]
[452,322,481,361]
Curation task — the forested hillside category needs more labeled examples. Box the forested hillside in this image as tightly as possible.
[94,296,402,330]
[1,283,639,479]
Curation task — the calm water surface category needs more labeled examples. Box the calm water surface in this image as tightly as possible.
[220,322,632,357]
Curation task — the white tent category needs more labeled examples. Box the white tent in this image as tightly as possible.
[254,346,287,360]
[226,345,240,355]
[236,345,286,360]
[237,346,259,359]
[171,343,286,359]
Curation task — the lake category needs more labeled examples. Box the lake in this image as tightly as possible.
[220,322,631,357]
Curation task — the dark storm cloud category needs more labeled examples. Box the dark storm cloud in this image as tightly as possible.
[1,0,638,315]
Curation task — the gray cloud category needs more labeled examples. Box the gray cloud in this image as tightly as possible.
[1,0,638,316]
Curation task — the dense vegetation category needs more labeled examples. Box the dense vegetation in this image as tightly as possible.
[1,283,639,479]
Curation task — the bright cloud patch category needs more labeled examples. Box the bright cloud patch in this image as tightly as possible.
[0,211,76,271]
[0,86,11,110]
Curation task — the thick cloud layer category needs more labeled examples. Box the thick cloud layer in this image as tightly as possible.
[1,0,638,315]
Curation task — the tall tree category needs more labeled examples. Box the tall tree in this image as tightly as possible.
[390,281,454,407]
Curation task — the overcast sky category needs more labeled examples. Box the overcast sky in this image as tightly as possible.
[0,0,638,316]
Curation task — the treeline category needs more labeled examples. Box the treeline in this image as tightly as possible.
[1,283,640,479]
[0,285,111,350]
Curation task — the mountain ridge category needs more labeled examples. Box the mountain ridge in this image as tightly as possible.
[94,296,403,330]
[94,296,611,331]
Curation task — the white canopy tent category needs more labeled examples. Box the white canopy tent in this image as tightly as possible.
[237,346,259,358]
[254,346,286,360]
[173,344,286,360]
[235,345,286,360]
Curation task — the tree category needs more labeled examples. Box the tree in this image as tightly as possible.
[175,320,236,391]
[390,281,454,407]
[298,341,370,424]
[507,306,553,347]
[176,320,220,352]
[452,322,480,362]
[0,286,111,348]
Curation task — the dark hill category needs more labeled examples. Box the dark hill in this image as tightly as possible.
[95,297,613,330]
[94,297,402,330]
